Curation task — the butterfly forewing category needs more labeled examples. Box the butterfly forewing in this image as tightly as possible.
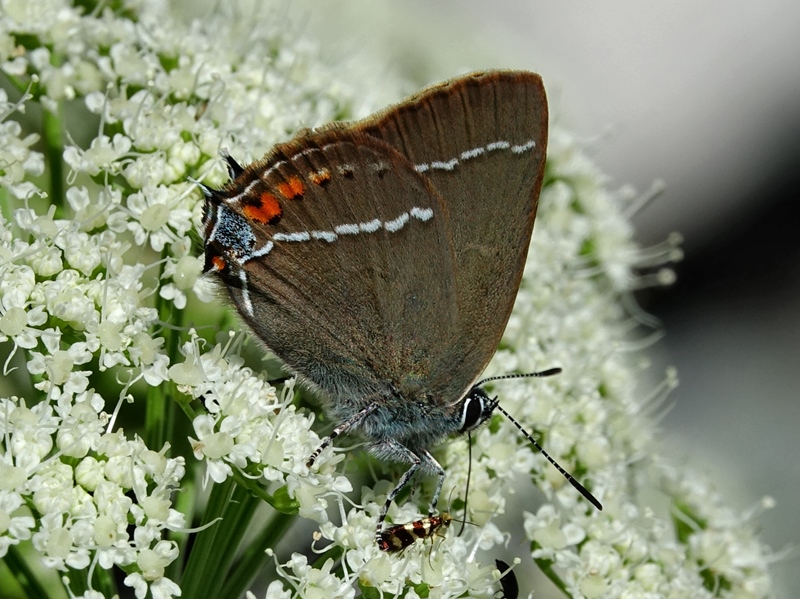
[354,71,548,400]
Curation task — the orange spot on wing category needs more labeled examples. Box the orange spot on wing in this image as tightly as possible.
[309,169,331,185]
[243,193,282,224]
[211,256,226,272]
[278,176,305,199]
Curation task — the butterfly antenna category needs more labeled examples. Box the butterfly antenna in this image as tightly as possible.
[457,431,473,537]
[479,367,603,511]
[476,367,562,386]
[494,402,602,510]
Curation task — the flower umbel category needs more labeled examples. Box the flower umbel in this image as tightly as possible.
[0,2,775,599]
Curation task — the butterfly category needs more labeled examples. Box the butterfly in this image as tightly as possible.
[201,70,599,546]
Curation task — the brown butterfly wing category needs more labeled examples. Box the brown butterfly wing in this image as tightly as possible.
[353,71,548,401]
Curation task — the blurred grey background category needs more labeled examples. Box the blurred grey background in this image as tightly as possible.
[277,1,799,595]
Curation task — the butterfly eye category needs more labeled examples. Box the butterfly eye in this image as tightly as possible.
[459,387,496,432]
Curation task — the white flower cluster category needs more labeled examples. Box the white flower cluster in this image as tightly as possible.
[0,1,776,599]
[1,0,366,597]
[173,332,353,521]
[0,391,186,596]
[659,462,775,598]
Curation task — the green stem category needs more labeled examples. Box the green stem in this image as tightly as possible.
[163,315,182,452]
[167,468,196,582]
[202,484,262,599]
[144,368,167,451]
[230,469,299,514]
[173,394,197,425]
[3,544,56,599]
[532,542,573,599]
[66,569,89,597]
[146,249,182,451]
[90,563,118,598]
[221,511,295,598]
[180,479,261,599]
[41,106,64,212]
[179,478,234,599]
[0,188,12,221]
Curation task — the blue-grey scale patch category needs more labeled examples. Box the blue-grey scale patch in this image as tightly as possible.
[214,205,256,262]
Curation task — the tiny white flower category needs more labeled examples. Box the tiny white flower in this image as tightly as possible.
[125,184,193,252]
[64,133,132,176]
[109,42,159,86]
[262,580,292,599]
[128,331,170,385]
[140,541,179,580]
[73,457,105,492]
[0,489,36,557]
[0,262,36,311]
[160,254,203,309]
[0,304,45,349]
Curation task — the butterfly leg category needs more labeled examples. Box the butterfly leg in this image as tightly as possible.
[421,450,445,517]
[306,403,378,468]
[369,439,421,542]
[369,443,446,542]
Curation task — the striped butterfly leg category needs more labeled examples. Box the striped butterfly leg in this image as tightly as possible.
[306,403,378,468]
[369,440,445,543]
